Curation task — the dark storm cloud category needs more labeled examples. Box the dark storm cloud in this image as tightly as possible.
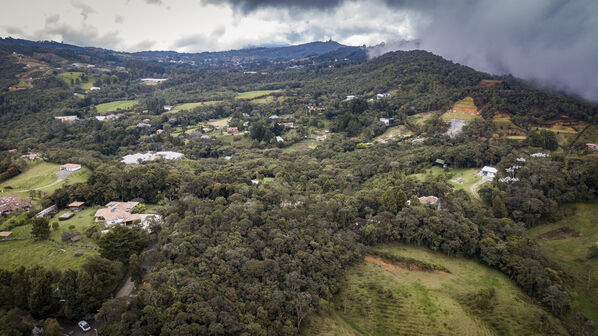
[213,0,598,101]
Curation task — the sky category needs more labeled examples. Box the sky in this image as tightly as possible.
[1,0,597,101]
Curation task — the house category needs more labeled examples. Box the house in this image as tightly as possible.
[269,115,279,120]
[315,135,327,141]
[163,105,173,111]
[54,116,79,123]
[156,129,164,135]
[90,87,101,91]
[586,143,598,150]
[379,118,395,126]
[7,149,17,153]
[226,127,239,135]
[418,196,439,205]
[345,95,356,101]
[68,201,85,211]
[137,122,151,128]
[142,118,151,123]
[276,136,284,142]
[0,231,12,238]
[60,163,81,172]
[94,201,141,226]
[36,204,58,218]
[480,166,498,180]
[21,152,42,160]
[278,122,294,128]
[0,195,31,215]
[376,93,391,99]
[435,159,446,167]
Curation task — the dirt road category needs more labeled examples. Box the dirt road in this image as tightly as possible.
[116,276,135,298]
[14,170,71,193]
[470,178,487,201]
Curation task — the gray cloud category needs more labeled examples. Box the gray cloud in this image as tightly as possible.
[212,0,598,101]
[145,0,162,5]
[70,0,97,20]
[115,15,124,24]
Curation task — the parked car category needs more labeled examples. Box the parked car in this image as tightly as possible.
[78,320,91,332]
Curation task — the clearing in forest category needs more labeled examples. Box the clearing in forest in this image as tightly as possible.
[235,90,281,100]
[169,101,220,113]
[302,245,568,336]
[442,97,480,122]
[95,100,138,114]
[528,202,598,323]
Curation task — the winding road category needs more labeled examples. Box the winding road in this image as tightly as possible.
[13,170,71,193]
[470,178,487,201]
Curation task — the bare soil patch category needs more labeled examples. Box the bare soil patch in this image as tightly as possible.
[536,227,580,240]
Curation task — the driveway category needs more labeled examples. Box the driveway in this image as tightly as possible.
[14,170,71,193]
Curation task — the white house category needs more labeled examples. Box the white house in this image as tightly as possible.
[480,166,498,180]
[163,105,173,111]
[60,163,81,172]
[345,95,356,101]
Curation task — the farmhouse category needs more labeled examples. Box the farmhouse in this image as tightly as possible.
[121,151,184,164]
[0,195,31,215]
[94,201,141,226]
[21,152,42,160]
[90,87,101,91]
[59,212,75,220]
[68,201,85,211]
[226,127,239,135]
[54,116,79,123]
[60,163,81,172]
[156,129,164,135]
[480,166,498,180]
[346,95,356,101]
[315,135,327,141]
[435,159,446,167]
[586,143,598,150]
[419,196,439,205]
[379,118,395,126]
[377,93,391,99]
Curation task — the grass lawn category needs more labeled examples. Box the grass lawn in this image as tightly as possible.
[95,100,138,114]
[408,111,436,126]
[170,101,220,113]
[207,118,228,128]
[0,207,101,271]
[235,90,281,100]
[410,167,481,196]
[527,202,598,323]
[302,244,567,335]
[376,125,413,141]
[0,162,60,191]
[250,96,276,104]
[57,71,84,85]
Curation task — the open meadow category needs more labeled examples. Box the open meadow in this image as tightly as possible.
[303,244,567,336]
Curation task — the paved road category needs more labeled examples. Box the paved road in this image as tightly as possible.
[14,170,71,193]
[116,276,135,298]
[470,178,487,201]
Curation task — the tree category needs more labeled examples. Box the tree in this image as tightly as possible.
[129,254,144,286]
[30,218,50,241]
[492,195,508,218]
[98,226,147,263]
[51,221,59,231]
[43,318,64,336]
[381,189,407,213]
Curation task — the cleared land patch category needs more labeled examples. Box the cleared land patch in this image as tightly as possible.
[95,100,138,114]
[170,101,220,113]
[303,245,567,336]
[235,90,281,100]
[528,202,598,322]
[0,162,59,191]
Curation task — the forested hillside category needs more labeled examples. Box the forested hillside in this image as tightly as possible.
[0,38,597,335]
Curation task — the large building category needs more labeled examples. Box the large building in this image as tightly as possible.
[94,201,140,226]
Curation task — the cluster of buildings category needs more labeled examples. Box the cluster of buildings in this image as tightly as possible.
[0,195,31,215]
[121,151,184,164]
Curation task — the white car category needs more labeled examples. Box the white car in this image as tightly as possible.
[78,320,91,332]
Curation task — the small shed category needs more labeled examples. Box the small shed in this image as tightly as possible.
[0,231,12,238]
[59,212,75,221]
[68,201,85,211]
[435,159,446,167]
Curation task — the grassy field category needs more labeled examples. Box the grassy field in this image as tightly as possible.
[302,244,567,335]
[528,202,598,323]
[0,207,101,270]
[170,101,220,113]
[376,125,413,141]
[95,100,138,114]
[56,72,97,89]
[207,118,228,128]
[408,111,437,126]
[410,167,481,196]
[235,90,281,100]
[452,96,478,111]
[0,162,60,191]
[574,125,598,146]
